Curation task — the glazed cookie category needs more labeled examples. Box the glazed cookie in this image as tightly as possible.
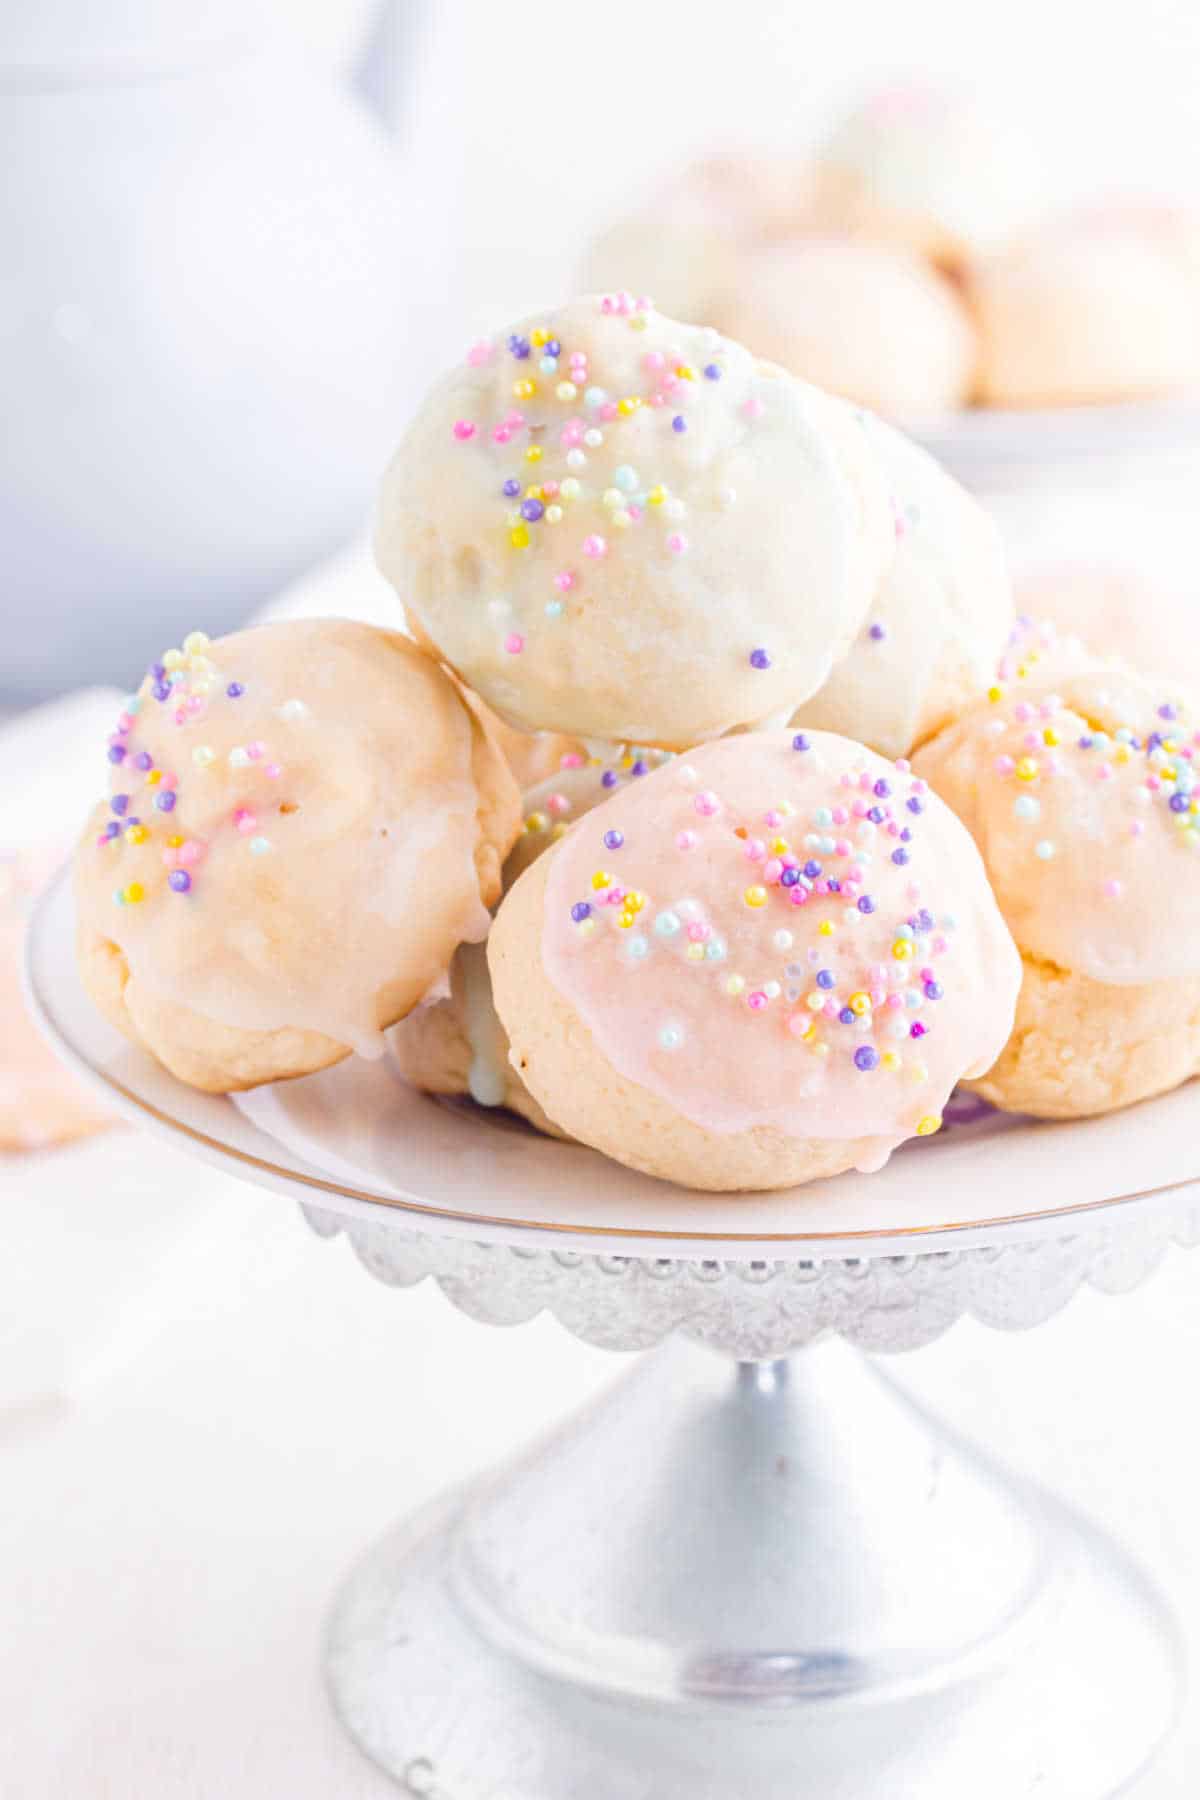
[75,619,521,1092]
[967,227,1200,408]
[809,82,1042,271]
[1015,563,1200,696]
[715,242,976,421]
[914,666,1200,1116]
[376,294,895,747]
[795,415,1012,759]
[2,850,111,1153]
[488,732,1020,1191]
[393,749,669,1128]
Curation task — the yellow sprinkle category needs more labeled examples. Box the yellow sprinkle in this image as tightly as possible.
[892,939,913,960]
[725,975,746,997]
[556,382,577,402]
[193,746,215,768]
[592,870,612,890]
[813,1042,829,1059]
[882,1051,901,1072]
[1114,744,1131,765]
[910,1061,929,1084]
[525,484,543,500]
[1042,728,1059,747]
[182,631,210,656]
[611,509,632,530]
[530,327,549,348]
[513,378,536,400]
[805,991,824,1012]
[798,1022,816,1042]
[162,648,184,671]
[647,485,667,506]
[126,825,148,845]
[686,942,705,961]
[744,885,768,908]
[916,1114,942,1136]
[987,684,1004,703]
[525,445,543,463]
[770,837,789,856]
[625,891,646,914]
[146,769,162,786]
[166,835,183,849]
[524,811,548,834]
[617,913,635,929]
[1015,757,1039,781]
[510,525,530,549]
[551,822,568,840]
[545,504,563,524]
[602,488,622,509]
[849,991,871,1016]
[675,364,696,380]
[578,917,597,937]
[618,396,642,415]
[125,882,145,903]
[818,920,835,937]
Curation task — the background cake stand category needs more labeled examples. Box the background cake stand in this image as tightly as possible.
[28,872,1200,1799]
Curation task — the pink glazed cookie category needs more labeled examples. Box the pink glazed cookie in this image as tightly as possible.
[489,732,1020,1190]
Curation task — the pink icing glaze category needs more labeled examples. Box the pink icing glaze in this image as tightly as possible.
[540,733,1020,1166]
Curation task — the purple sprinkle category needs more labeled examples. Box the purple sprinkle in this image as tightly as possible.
[601,770,618,788]
[571,901,592,922]
[107,745,126,764]
[150,662,166,680]
[123,817,140,831]
[916,908,934,933]
[155,790,177,812]
[857,895,875,914]
[152,682,171,703]
[792,733,810,752]
[891,847,910,866]
[854,1046,880,1072]
[603,829,624,850]
[1078,735,1094,750]
[749,648,771,670]
[703,363,721,380]
[867,806,885,824]
[545,339,561,356]
[873,779,891,798]
[672,415,687,433]
[924,980,943,1001]
[911,1021,927,1039]
[816,969,835,989]
[520,498,545,523]
[1159,703,1178,721]
[900,827,912,842]
[781,867,800,886]
[102,821,120,840]
[1170,793,1190,812]
[868,623,886,642]
[226,682,245,699]
[839,1007,856,1025]
[508,334,531,359]
[1147,732,1163,753]
[110,794,129,816]
[826,878,841,893]
[168,869,192,894]
[502,478,521,497]
[134,751,153,772]
[906,796,923,814]
[631,759,649,777]
[803,859,822,879]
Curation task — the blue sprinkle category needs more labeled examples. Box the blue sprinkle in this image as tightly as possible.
[503,478,521,497]
[816,969,836,989]
[857,895,875,914]
[107,745,126,764]
[703,363,721,380]
[571,902,592,922]
[631,760,649,777]
[891,847,910,866]
[924,980,944,1001]
[1170,793,1190,812]
[868,806,884,824]
[226,682,245,699]
[152,682,171,703]
[110,794,129,816]
[601,770,618,788]
[792,733,810,752]
[906,796,923,814]
[854,1046,880,1072]
[672,415,687,433]
[749,648,771,670]
[803,860,822,879]
[155,790,177,813]
[839,1008,856,1025]
[873,779,891,798]
[520,498,545,523]
[134,751,153,772]
[508,334,530,359]
[603,829,624,850]
[168,870,191,894]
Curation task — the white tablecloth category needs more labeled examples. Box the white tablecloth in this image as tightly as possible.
[5,543,1200,1796]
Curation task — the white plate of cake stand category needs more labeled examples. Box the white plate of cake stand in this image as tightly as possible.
[27,871,1200,1800]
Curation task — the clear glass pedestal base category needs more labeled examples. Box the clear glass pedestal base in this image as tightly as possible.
[325,1338,1179,1799]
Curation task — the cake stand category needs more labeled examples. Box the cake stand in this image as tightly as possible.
[27,872,1200,1799]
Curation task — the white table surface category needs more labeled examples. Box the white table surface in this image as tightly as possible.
[6,545,1200,1795]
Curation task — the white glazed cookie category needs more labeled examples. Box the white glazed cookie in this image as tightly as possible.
[392,749,670,1129]
[795,415,1012,759]
[489,732,1020,1191]
[967,227,1200,408]
[714,241,976,422]
[915,665,1200,1116]
[376,294,896,747]
[809,82,1043,271]
[74,619,521,1093]
[1016,563,1200,697]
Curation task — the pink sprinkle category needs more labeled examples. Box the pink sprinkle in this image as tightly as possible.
[858,773,872,790]
[117,714,134,733]
[265,763,282,780]
[541,481,560,499]
[554,571,576,592]
[831,806,848,826]
[582,535,607,559]
[504,633,525,655]
[466,340,493,367]
[743,396,765,419]
[896,760,912,774]
[546,793,569,817]
[676,830,698,850]
[694,790,721,817]
[236,812,257,836]
[787,1013,810,1038]
[1022,731,1040,750]
[885,993,903,1010]
[994,755,1016,776]
[643,351,666,372]
[686,922,710,942]
[871,985,887,1008]
[160,846,178,867]
[246,740,265,760]
[852,800,868,818]
[628,504,643,522]
[162,773,178,790]
[1130,820,1145,838]
[1103,877,1122,899]
[764,809,783,828]
[747,991,768,1012]
[666,533,688,555]
[605,888,625,906]
[1096,763,1113,782]
[933,935,948,954]
[452,420,476,442]
[834,838,852,857]
[504,410,524,428]
[745,838,767,862]
[600,402,619,422]
[178,840,204,868]
[763,859,783,883]
[561,752,585,770]
[561,419,584,448]
[1014,702,1034,723]
[789,886,810,906]
[492,426,512,445]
